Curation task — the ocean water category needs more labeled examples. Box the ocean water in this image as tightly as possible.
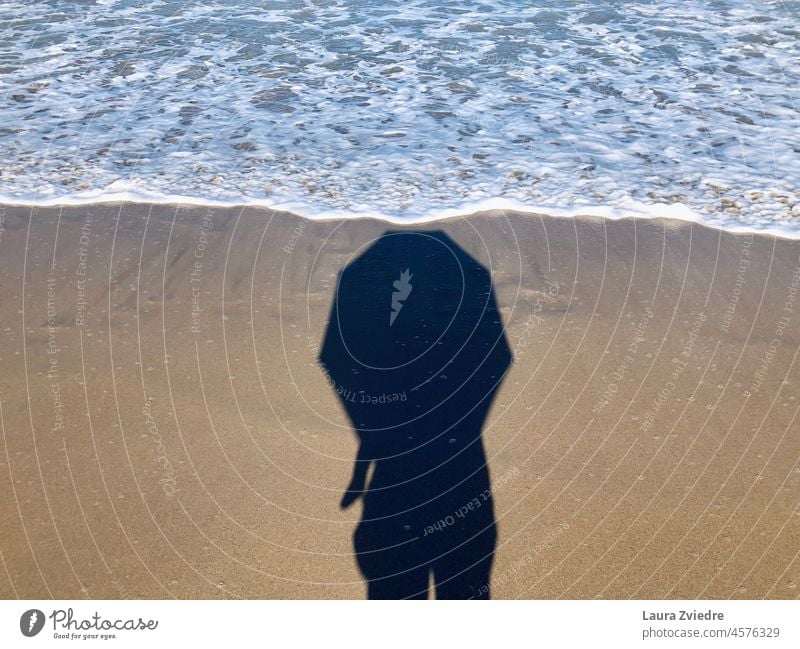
[1,0,798,233]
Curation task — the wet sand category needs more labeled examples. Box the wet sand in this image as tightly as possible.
[0,202,798,599]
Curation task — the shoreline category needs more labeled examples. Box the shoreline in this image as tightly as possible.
[1,196,799,240]
[0,202,798,599]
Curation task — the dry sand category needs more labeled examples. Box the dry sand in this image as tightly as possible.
[0,203,798,599]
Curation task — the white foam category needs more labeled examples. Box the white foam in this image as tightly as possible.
[1,0,798,236]
[4,185,800,240]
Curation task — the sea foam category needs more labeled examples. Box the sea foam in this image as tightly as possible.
[0,1,798,235]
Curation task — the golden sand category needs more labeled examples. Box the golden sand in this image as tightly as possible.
[0,203,797,599]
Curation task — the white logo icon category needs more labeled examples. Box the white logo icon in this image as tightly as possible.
[390,269,413,326]
[20,609,45,637]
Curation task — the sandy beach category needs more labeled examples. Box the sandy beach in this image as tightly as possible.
[0,202,798,599]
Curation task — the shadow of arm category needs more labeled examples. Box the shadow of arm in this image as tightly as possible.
[340,441,372,509]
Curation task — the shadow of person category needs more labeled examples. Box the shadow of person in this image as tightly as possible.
[319,230,511,599]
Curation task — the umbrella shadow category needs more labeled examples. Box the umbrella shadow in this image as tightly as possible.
[319,231,512,599]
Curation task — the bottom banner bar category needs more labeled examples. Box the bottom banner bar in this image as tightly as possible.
[1,600,798,648]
